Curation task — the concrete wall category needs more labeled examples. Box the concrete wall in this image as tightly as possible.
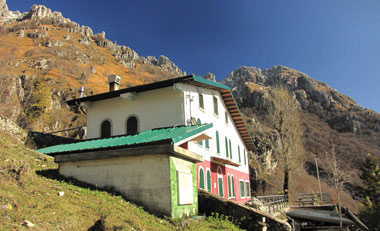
[59,154,172,216]
[85,87,184,139]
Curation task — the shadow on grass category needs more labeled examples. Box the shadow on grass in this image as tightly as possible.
[36,169,125,198]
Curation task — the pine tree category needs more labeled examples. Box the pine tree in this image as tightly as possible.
[359,153,380,230]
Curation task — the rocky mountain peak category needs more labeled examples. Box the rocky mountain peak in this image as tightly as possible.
[0,0,20,21]
[203,73,216,82]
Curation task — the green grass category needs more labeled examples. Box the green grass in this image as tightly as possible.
[0,131,241,230]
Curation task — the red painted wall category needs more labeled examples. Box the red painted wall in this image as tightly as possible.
[196,160,251,204]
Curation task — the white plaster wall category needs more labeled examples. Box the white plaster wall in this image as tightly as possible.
[59,155,172,216]
[175,83,250,174]
[86,87,184,139]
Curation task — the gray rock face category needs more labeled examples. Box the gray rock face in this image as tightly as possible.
[0,0,20,21]
[203,73,216,82]
[223,65,380,135]
[143,55,184,75]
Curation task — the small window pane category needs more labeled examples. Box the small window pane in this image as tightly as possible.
[238,145,241,163]
[240,181,245,197]
[101,120,111,138]
[213,96,218,115]
[225,112,228,124]
[246,182,250,197]
[199,93,204,109]
[205,139,209,148]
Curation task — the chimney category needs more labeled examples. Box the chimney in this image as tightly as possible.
[79,86,85,98]
[108,74,121,91]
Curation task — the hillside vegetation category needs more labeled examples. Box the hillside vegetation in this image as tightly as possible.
[0,131,242,230]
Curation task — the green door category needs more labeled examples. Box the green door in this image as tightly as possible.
[218,177,224,197]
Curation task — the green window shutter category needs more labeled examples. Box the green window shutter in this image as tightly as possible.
[207,170,211,192]
[246,182,250,197]
[238,145,241,163]
[197,119,203,145]
[218,177,224,197]
[216,131,220,154]
[229,139,232,159]
[244,150,247,165]
[205,139,209,148]
[232,176,235,197]
[199,168,205,189]
[240,181,245,197]
[225,137,229,158]
[228,175,231,197]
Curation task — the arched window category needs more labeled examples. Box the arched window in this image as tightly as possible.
[206,169,211,192]
[229,139,232,159]
[232,175,235,197]
[100,120,111,138]
[217,167,224,197]
[199,168,205,189]
[227,174,232,198]
[216,131,220,154]
[126,116,138,135]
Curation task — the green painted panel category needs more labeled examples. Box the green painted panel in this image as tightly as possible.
[169,157,198,219]
[227,175,231,197]
[232,176,235,197]
[225,137,229,158]
[216,131,220,154]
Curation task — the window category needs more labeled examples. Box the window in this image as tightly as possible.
[199,168,205,189]
[225,137,229,158]
[126,116,138,135]
[238,145,241,163]
[100,120,111,138]
[245,182,250,197]
[225,112,228,124]
[199,93,204,110]
[217,167,224,197]
[213,96,218,116]
[232,176,235,197]
[228,175,232,198]
[229,139,232,159]
[206,169,212,192]
[244,150,247,165]
[240,180,245,198]
[216,131,220,154]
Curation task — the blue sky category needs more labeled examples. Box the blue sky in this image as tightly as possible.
[7,0,380,113]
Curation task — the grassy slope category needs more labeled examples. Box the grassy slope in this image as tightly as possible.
[0,131,241,231]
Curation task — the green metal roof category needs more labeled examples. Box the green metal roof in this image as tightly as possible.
[37,123,213,155]
[192,75,231,90]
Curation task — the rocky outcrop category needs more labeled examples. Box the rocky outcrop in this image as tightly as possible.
[143,55,184,75]
[0,0,21,21]
[0,114,26,143]
[203,73,216,82]
[223,65,379,134]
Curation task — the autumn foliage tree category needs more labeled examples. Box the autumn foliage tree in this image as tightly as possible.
[267,86,305,197]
